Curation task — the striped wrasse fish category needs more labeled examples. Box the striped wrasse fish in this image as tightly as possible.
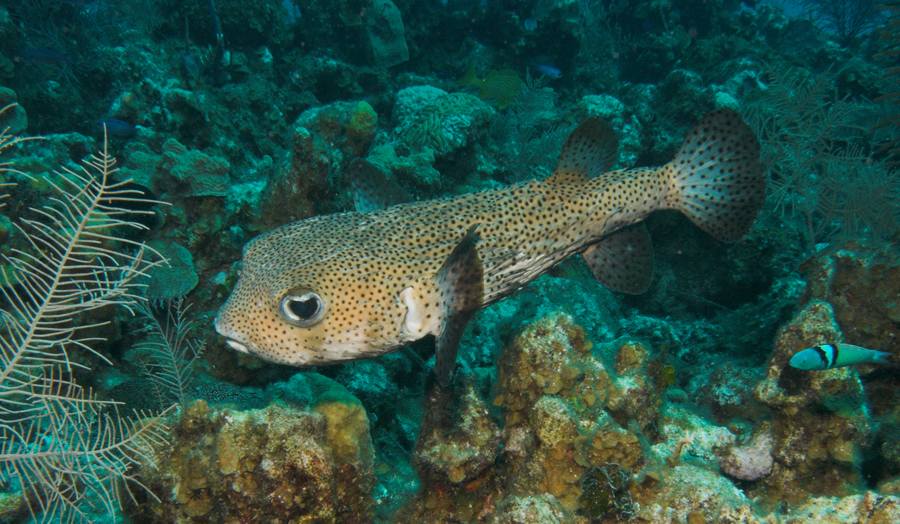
[789,343,895,370]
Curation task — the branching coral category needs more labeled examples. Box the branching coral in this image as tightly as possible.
[665,432,694,467]
[490,74,573,182]
[799,0,886,45]
[742,67,895,247]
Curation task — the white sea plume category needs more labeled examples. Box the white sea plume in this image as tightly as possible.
[135,297,205,411]
[0,114,171,523]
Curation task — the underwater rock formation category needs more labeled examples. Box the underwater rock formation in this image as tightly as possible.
[393,86,493,157]
[415,380,500,485]
[253,100,377,231]
[754,300,871,501]
[801,239,900,358]
[366,0,409,68]
[718,424,775,481]
[138,239,199,303]
[489,495,578,524]
[122,138,231,197]
[132,377,374,523]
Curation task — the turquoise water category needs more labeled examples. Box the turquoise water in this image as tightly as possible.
[0,1,898,522]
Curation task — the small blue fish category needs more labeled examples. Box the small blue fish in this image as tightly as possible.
[789,343,895,370]
[95,118,136,137]
[529,61,562,79]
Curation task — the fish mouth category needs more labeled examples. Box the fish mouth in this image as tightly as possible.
[225,338,250,354]
[214,313,251,354]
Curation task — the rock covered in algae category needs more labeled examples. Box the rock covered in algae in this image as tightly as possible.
[718,424,775,481]
[394,312,647,522]
[494,313,645,510]
[415,380,501,485]
[254,100,379,232]
[753,299,871,502]
[488,495,581,524]
[635,463,752,523]
[131,375,374,524]
[801,239,900,355]
[122,138,231,197]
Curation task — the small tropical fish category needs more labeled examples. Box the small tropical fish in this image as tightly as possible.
[457,61,522,110]
[529,61,562,79]
[215,109,765,386]
[95,118,136,137]
[789,343,895,370]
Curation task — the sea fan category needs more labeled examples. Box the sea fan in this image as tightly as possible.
[0,120,170,523]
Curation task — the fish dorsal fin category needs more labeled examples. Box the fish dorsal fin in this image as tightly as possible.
[582,223,654,294]
[434,225,484,386]
[349,158,414,212]
[546,117,618,186]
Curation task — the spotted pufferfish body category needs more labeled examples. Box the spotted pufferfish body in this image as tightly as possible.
[215,108,765,385]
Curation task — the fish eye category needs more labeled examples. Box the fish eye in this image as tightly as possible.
[279,289,325,327]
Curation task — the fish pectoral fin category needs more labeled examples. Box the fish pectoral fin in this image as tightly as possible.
[349,158,414,212]
[545,117,619,186]
[582,223,654,295]
[433,225,484,387]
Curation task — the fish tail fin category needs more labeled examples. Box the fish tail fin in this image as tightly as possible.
[873,351,897,366]
[664,109,766,242]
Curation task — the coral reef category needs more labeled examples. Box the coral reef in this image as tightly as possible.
[399,92,491,156]
[132,374,374,523]
[122,139,231,198]
[253,99,378,232]
[4,0,900,522]
[754,300,871,502]
[138,240,199,302]
[415,381,500,485]
[718,424,775,481]
[801,239,900,355]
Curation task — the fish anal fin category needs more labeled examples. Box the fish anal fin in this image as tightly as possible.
[582,223,654,294]
[434,225,484,386]
[546,117,619,186]
[349,158,414,212]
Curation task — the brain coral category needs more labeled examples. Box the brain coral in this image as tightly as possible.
[393,87,493,156]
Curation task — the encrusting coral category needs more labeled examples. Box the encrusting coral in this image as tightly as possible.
[753,300,871,501]
[415,380,501,485]
[131,374,374,523]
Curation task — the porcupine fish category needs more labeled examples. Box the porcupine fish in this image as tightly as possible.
[215,108,765,386]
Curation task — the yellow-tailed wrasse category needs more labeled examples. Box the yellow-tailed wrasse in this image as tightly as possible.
[215,109,766,386]
[789,343,895,370]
